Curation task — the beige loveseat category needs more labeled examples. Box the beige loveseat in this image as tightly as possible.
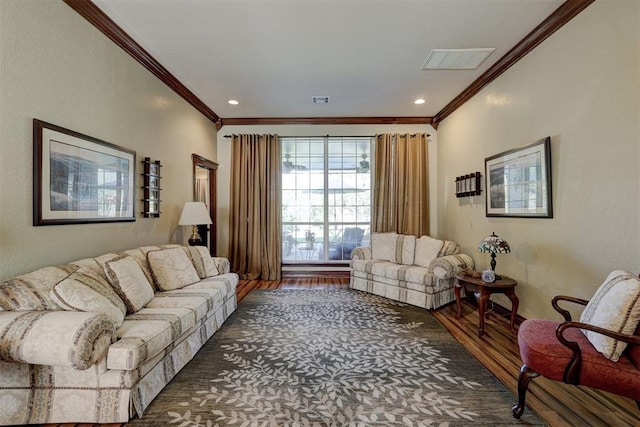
[350,233,473,309]
[0,244,238,425]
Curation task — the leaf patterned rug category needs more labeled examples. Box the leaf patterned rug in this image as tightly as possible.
[128,289,543,426]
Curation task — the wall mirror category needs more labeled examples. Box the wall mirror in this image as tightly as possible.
[192,154,218,255]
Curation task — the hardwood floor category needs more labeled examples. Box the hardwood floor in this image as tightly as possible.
[433,299,639,427]
[46,277,638,427]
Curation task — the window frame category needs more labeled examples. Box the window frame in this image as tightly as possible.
[281,136,373,264]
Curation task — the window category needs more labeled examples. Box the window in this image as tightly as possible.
[281,137,372,263]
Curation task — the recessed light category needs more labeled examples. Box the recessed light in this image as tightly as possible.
[228,99,239,105]
[414,98,426,105]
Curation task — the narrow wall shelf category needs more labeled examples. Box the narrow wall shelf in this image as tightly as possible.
[141,157,162,218]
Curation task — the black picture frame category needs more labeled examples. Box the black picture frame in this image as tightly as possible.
[33,119,136,225]
[485,137,552,218]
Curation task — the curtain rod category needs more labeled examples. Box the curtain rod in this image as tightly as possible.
[224,135,374,138]
[223,134,430,138]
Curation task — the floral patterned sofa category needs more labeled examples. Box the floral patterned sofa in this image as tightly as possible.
[0,244,238,425]
[350,233,473,309]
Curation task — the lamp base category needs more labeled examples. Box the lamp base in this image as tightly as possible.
[188,225,204,246]
[188,237,203,246]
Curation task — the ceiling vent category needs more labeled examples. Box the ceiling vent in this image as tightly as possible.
[422,48,495,70]
[312,96,330,104]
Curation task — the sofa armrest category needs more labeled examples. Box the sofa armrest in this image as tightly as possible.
[351,246,372,261]
[0,311,115,370]
[429,253,474,279]
[212,257,231,274]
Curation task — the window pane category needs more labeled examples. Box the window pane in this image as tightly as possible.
[281,136,372,263]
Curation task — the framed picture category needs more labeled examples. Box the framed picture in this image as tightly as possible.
[33,119,136,225]
[485,137,552,218]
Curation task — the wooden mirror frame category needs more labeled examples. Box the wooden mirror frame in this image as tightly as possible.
[192,154,218,255]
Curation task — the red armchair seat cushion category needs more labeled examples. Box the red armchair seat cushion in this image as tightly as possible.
[518,319,640,401]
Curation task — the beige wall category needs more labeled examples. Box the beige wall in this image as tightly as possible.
[0,0,218,280]
[216,124,436,258]
[436,1,640,320]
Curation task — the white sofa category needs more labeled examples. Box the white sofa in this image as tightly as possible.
[350,233,473,309]
[0,244,238,425]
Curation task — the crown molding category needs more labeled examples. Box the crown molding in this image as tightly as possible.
[431,0,595,129]
[220,117,432,128]
[66,0,592,132]
[63,0,220,125]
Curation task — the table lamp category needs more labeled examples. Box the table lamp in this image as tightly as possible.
[178,202,212,246]
[478,232,511,279]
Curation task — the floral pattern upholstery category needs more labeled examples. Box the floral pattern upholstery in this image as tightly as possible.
[0,311,115,370]
[350,233,472,309]
[147,248,201,291]
[185,246,219,278]
[104,255,155,313]
[0,265,77,311]
[50,267,127,326]
[0,245,238,425]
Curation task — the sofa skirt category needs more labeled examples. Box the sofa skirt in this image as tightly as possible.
[349,276,455,310]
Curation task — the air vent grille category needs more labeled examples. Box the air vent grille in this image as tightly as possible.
[422,48,495,70]
[312,96,330,104]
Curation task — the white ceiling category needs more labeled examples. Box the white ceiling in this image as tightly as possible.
[93,0,564,119]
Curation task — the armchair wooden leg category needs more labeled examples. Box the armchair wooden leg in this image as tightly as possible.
[512,364,539,419]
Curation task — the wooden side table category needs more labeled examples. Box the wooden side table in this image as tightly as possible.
[454,274,519,337]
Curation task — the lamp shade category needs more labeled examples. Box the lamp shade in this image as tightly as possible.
[478,232,510,254]
[178,202,212,226]
[478,232,510,276]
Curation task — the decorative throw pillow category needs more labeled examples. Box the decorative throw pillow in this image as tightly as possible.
[94,253,120,268]
[438,240,460,257]
[370,232,398,262]
[394,235,416,265]
[50,268,127,327]
[103,255,155,314]
[123,248,157,289]
[147,247,201,291]
[580,270,640,361]
[185,246,219,278]
[414,235,444,268]
[69,257,107,280]
[0,264,78,311]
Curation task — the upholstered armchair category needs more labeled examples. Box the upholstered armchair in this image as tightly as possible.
[513,271,640,419]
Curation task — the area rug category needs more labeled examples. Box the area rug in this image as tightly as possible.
[128,289,543,426]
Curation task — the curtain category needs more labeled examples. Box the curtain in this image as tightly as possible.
[372,133,429,236]
[229,134,282,280]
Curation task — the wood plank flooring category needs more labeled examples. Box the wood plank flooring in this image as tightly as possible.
[433,299,639,427]
[45,277,638,427]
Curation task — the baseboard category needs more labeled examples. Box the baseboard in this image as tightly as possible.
[282,270,350,279]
